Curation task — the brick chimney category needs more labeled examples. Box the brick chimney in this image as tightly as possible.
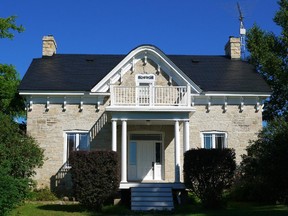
[225,37,241,59]
[42,35,57,56]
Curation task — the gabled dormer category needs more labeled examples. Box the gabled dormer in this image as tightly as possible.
[90,45,201,111]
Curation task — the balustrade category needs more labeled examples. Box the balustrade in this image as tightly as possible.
[110,86,189,106]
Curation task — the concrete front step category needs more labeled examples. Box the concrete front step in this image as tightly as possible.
[120,182,185,189]
[131,187,174,211]
[132,187,172,192]
[132,196,173,202]
[132,201,174,206]
[131,206,174,211]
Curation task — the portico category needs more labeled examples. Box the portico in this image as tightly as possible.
[108,111,193,187]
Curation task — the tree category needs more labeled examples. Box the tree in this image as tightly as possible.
[0,16,44,216]
[0,16,25,117]
[246,0,288,121]
[238,118,288,203]
[234,0,288,204]
[0,16,24,39]
[0,64,24,117]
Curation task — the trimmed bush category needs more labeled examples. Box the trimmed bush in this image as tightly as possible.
[69,150,120,211]
[184,148,236,209]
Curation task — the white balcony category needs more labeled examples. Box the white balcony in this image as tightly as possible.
[110,85,191,108]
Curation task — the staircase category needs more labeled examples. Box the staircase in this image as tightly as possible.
[131,186,174,211]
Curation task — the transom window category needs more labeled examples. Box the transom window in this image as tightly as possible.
[64,131,89,164]
[201,132,227,149]
[130,134,162,141]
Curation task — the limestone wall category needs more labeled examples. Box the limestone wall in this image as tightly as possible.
[27,103,110,188]
[189,105,262,163]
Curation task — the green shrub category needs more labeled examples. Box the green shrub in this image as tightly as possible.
[0,169,29,216]
[184,148,236,209]
[70,150,120,211]
[29,187,58,201]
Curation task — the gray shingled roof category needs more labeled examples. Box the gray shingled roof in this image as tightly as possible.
[19,52,271,93]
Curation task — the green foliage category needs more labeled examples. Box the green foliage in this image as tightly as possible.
[0,113,44,215]
[0,15,25,117]
[0,168,30,216]
[70,151,120,211]
[184,149,236,209]
[0,15,24,39]
[29,187,58,201]
[0,63,24,117]
[0,114,44,179]
[246,0,288,121]
[238,118,288,203]
[0,13,35,216]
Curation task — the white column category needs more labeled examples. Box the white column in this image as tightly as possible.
[174,120,180,182]
[112,120,117,152]
[121,120,127,183]
[183,120,190,152]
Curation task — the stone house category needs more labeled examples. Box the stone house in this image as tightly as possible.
[19,35,270,210]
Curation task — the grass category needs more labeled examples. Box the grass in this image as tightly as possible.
[175,202,288,216]
[9,201,288,216]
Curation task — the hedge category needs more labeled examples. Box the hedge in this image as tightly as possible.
[69,150,120,211]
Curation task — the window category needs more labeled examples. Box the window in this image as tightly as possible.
[130,134,162,141]
[135,74,155,106]
[155,142,162,163]
[129,141,137,165]
[64,132,89,164]
[202,132,227,149]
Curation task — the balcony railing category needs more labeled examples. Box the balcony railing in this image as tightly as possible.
[110,85,190,107]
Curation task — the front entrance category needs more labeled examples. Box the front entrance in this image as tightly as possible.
[128,134,163,181]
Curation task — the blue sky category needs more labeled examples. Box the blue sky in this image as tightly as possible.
[1,0,281,78]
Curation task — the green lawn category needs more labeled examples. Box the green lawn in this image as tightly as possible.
[9,202,288,216]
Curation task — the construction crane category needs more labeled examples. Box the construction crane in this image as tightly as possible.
[237,2,246,59]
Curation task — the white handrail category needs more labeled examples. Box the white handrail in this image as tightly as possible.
[110,86,189,106]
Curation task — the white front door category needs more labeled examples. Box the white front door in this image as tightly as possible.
[128,140,163,181]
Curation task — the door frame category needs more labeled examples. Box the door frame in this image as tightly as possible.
[128,131,164,181]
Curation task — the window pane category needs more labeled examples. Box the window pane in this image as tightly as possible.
[129,142,137,165]
[204,134,212,149]
[155,142,161,163]
[130,134,162,141]
[79,134,89,151]
[215,134,225,149]
[67,134,76,159]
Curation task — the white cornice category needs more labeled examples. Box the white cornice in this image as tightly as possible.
[203,92,271,97]
[89,92,110,96]
[19,91,85,96]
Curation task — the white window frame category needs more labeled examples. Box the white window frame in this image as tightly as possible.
[63,130,90,164]
[201,131,228,149]
[135,74,155,106]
